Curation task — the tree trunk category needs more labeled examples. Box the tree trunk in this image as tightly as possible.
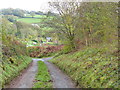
[69,36,76,49]
[83,27,88,46]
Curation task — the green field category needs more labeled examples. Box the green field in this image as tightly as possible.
[17,18,42,23]
[16,14,54,24]
[16,14,47,23]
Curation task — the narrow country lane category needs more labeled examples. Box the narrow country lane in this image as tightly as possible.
[5,57,75,88]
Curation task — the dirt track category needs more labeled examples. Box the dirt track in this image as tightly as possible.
[5,57,75,88]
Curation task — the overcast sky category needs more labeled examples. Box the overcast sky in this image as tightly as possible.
[0,0,52,12]
[0,0,118,12]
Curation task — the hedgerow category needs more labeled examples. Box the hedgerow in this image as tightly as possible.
[27,45,63,58]
[2,34,32,87]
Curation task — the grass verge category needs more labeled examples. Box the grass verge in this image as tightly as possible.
[1,56,32,88]
[49,47,118,88]
[32,61,52,88]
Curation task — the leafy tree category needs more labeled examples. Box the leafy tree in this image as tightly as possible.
[3,15,18,22]
[30,11,35,18]
[76,2,118,46]
[1,8,25,17]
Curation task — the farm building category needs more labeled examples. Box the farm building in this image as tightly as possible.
[46,37,52,42]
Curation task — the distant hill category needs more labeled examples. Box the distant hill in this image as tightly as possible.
[0,8,45,17]
[1,8,56,23]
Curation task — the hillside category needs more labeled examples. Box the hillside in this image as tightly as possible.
[49,43,118,88]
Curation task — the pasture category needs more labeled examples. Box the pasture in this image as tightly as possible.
[17,18,42,23]
[16,14,47,23]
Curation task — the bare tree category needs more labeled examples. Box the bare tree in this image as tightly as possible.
[49,0,81,49]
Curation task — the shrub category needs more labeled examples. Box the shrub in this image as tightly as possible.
[27,45,63,58]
